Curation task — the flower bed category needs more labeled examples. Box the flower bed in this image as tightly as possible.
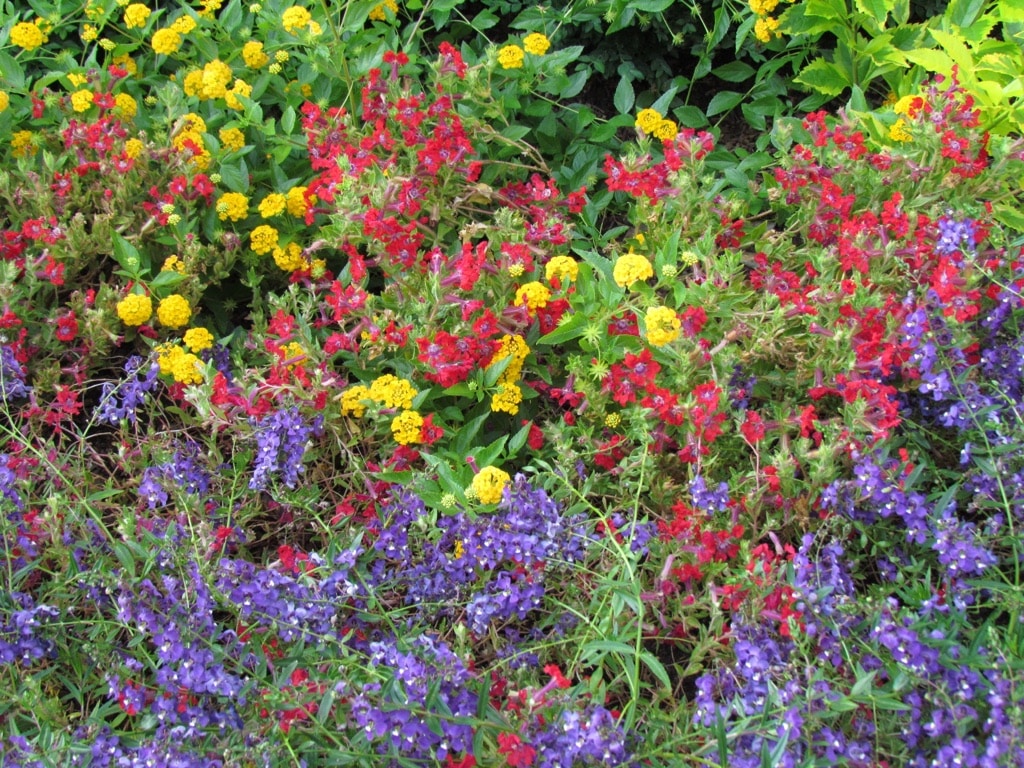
[2,3,1024,766]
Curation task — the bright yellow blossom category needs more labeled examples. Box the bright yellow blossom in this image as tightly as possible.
[391,410,423,445]
[644,305,681,347]
[470,466,511,504]
[71,90,95,112]
[161,255,186,273]
[250,225,280,255]
[171,15,197,34]
[81,24,99,42]
[219,127,245,152]
[369,374,417,410]
[545,255,579,284]
[613,252,654,288]
[497,45,525,70]
[156,294,192,329]
[115,93,138,119]
[242,41,269,68]
[281,6,312,33]
[515,281,551,315]
[490,382,523,415]
[754,15,781,43]
[225,79,252,110]
[286,186,312,217]
[11,131,37,158]
[124,138,145,158]
[123,4,152,29]
[258,193,286,219]
[653,118,678,141]
[273,243,307,272]
[217,192,249,222]
[117,294,154,326]
[340,384,372,417]
[0,92,9,113]
[369,0,398,21]
[749,0,779,14]
[889,119,913,143]
[171,351,204,385]
[635,108,663,134]
[183,327,215,353]
[151,28,182,55]
[523,33,551,55]
[67,73,89,87]
[11,21,47,51]
[200,60,233,99]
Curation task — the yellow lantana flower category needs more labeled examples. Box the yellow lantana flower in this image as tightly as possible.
[523,33,551,56]
[123,4,152,29]
[497,45,524,70]
[635,108,663,135]
[171,15,197,34]
[889,119,912,143]
[490,382,523,415]
[612,252,654,288]
[754,15,781,43]
[116,294,153,326]
[0,91,9,113]
[470,466,511,504]
[115,93,138,119]
[156,294,192,328]
[515,281,551,316]
[70,90,94,112]
[250,225,280,254]
[151,28,182,55]
[183,327,215,353]
[281,6,312,33]
[644,306,681,347]
[286,186,313,217]
[369,0,398,21]
[340,384,372,417]
[242,41,269,68]
[259,193,287,218]
[219,127,245,152]
[11,21,47,51]
[217,192,249,221]
[273,243,307,272]
[369,374,417,410]
[11,131,36,157]
[391,410,423,445]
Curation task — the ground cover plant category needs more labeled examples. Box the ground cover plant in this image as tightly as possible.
[2,1,1024,766]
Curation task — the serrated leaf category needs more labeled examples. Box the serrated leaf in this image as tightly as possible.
[795,58,851,96]
[946,0,986,28]
[219,159,250,193]
[538,313,587,346]
[905,47,955,77]
[855,0,892,24]
[706,90,744,117]
[614,75,635,115]
[930,27,975,73]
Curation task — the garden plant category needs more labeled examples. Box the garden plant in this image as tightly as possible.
[1,0,1024,766]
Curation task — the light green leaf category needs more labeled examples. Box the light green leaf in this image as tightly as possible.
[614,75,635,115]
[905,47,955,77]
[794,58,851,96]
[855,0,893,25]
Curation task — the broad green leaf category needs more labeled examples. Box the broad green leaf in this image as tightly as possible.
[794,58,851,96]
[219,159,250,193]
[650,85,680,116]
[947,0,987,28]
[538,312,587,346]
[633,0,675,10]
[855,0,893,25]
[712,61,755,83]
[706,90,743,117]
[614,75,635,115]
[905,47,955,77]
[931,28,975,73]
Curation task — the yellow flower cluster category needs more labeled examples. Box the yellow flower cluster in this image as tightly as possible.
[242,41,269,68]
[470,466,511,504]
[124,4,152,29]
[487,334,529,415]
[369,0,398,21]
[490,383,523,415]
[157,294,192,329]
[115,93,138,119]
[71,90,95,113]
[523,33,551,56]
[161,255,186,273]
[391,410,423,445]
[151,28,182,55]
[116,294,153,326]
[0,91,9,113]
[171,113,211,169]
[11,20,48,51]
[497,45,524,70]
[889,118,913,143]
[282,6,320,35]
[613,252,654,288]
[183,60,248,108]
[219,127,245,152]
[217,192,249,221]
[171,15,197,34]
[634,108,678,141]
[124,138,144,158]
[157,344,204,385]
[286,186,312,217]
[369,374,417,410]
[273,242,307,272]
[259,193,287,218]
[340,385,371,417]
[644,305,681,347]
[183,327,214,352]
[515,281,551,316]
[750,0,782,43]
[545,255,579,284]
[11,131,36,158]
[250,225,279,254]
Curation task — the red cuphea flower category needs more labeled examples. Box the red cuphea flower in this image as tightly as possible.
[739,410,765,444]
[55,311,78,342]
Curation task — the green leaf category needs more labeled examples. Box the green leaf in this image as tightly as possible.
[706,90,744,117]
[614,75,635,115]
[795,58,851,96]
[650,85,680,115]
[219,159,250,193]
[855,0,893,25]
[538,312,587,346]
[632,0,675,10]
[904,47,955,78]
[508,420,532,455]
[639,651,672,689]
[947,0,987,28]
[712,61,755,83]
[930,28,976,73]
